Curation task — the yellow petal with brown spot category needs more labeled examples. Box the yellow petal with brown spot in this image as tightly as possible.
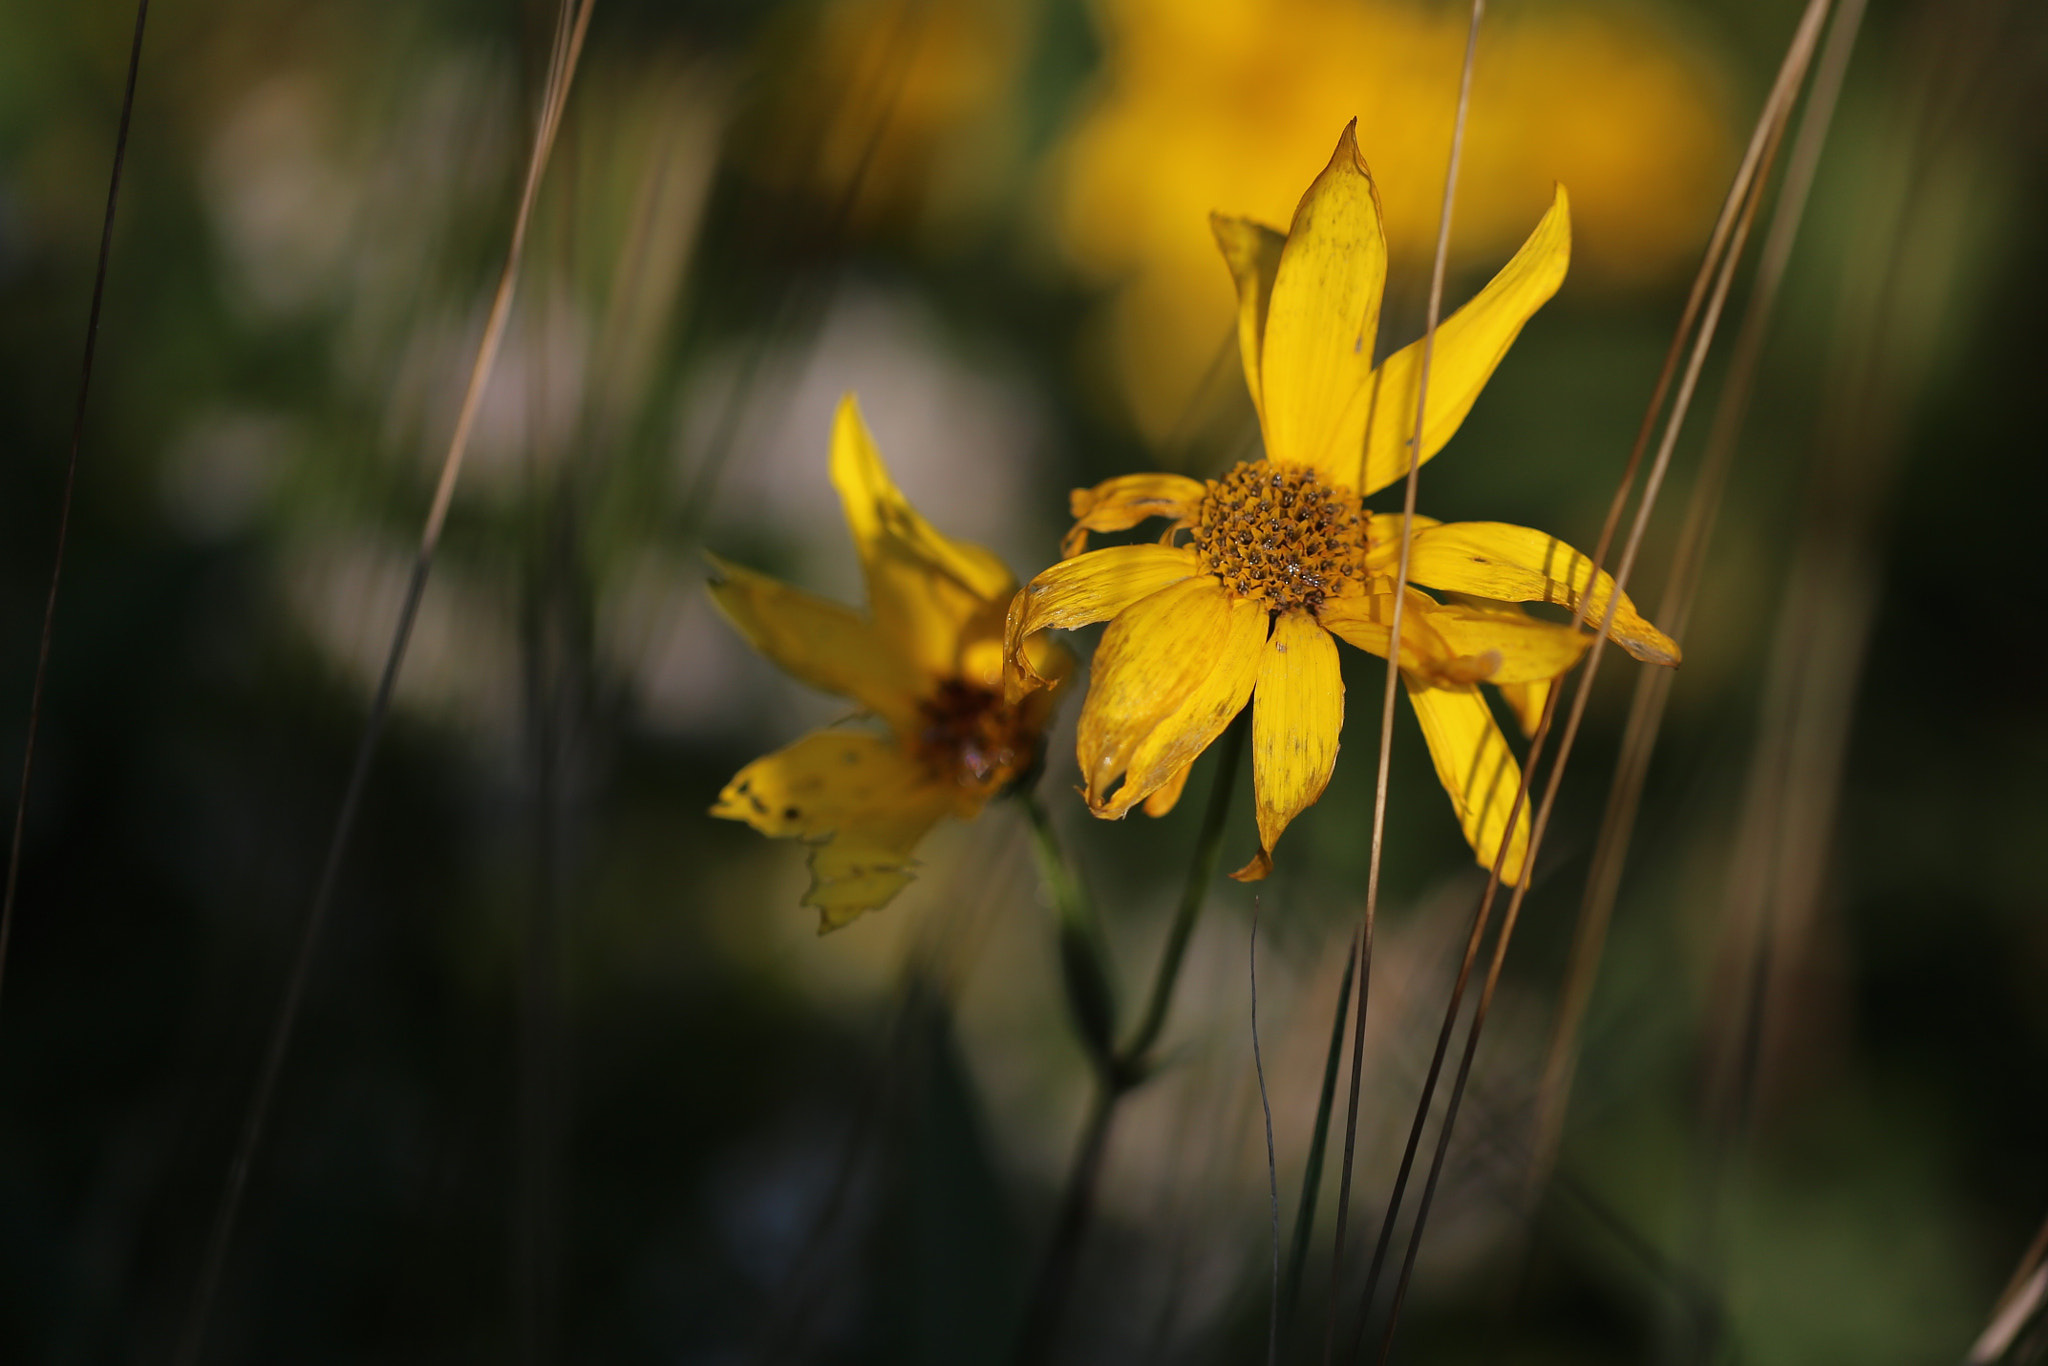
[1403,676,1530,886]
[711,728,955,928]
[1235,609,1342,882]
[1077,576,1266,818]
[707,554,922,732]
[1358,187,1572,496]
[1404,520,1679,666]
[1258,121,1387,483]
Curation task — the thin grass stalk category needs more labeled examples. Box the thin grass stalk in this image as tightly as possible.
[1361,1,1836,1350]
[1526,0,1869,1199]
[1251,910,1281,1366]
[1282,929,1356,1321]
[0,0,152,1013]
[1324,5,1483,1359]
[1378,118,1785,1366]
[173,8,594,1360]
[1700,0,1987,1257]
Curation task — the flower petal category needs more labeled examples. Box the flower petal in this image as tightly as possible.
[830,393,1016,678]
[1401,521,1680,665]
[1077,576,1266,818]
[1141,758,1195,818]
[1005,543,1199,696]
[1234,609,1342,882]
[1403,676,1530,886]
[1358,187,1572,496]
[712,729,955,929]
[1062,473,1209,557]
[707,554,922,731]
[1316,589,1457,675]
[1494,679,1551,739]
[1258,121,1387,482]
[1422,596,1593,685]
[1210,212,1286,423]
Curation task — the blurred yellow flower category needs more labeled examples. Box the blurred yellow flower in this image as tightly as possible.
[1010,126,1678,883]
[745,0,1028,233]
[1054,0,1734,438]
[712,394,1068,930]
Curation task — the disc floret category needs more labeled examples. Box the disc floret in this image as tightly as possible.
[1190,461,1368,612]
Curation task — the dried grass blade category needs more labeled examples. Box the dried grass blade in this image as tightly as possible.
[1327,4,1484,1359]
[1526,0,1870,1199]
[173,6,595,1361]
[1366,1,1838,1354]
[0,0,152,1013]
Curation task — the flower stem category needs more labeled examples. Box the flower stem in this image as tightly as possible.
[1011,714,1248,1364]
[1023,791,1119,1068]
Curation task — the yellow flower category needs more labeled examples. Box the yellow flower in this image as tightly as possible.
[1010,124,1679,884]
[712,394,1068,930]
[1053,0,1734,440]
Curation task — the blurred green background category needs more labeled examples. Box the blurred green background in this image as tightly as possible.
[0,0,2043,1360]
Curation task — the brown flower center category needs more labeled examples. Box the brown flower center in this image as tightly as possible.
[1190,461,1368,612]
[915,679,1036,800]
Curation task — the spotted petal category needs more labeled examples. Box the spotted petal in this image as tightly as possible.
[712,729,955,930]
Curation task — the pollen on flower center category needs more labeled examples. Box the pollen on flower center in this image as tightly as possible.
[916,679,1035,799]
[1190,461,1368,612]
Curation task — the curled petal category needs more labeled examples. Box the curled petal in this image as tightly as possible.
[1063,473,1209,558]
[1141,758,1196,818]
[1403,676,1531,886]
[1005,544,1199,698]
[1400,520,1680,666]
[707,554,922,732]
[1358,187,1573,496]
[712,729,955,930]
[1076,576,1266,818]
[1233,610,1343,882]
[1258,120,1387,483]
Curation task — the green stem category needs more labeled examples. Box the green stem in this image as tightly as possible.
[1023,791,1119,1069]
[1011,714,1248,1365]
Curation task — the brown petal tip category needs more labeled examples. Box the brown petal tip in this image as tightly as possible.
[1229,849,1274,883]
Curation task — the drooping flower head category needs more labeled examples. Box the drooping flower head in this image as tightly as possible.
[713,394,1068,930]
[1009,122,1679,883]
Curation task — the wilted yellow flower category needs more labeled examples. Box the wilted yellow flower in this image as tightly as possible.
[1055,0,1734,438]
[712,395,1068,929]
[1010,125,1679,883]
